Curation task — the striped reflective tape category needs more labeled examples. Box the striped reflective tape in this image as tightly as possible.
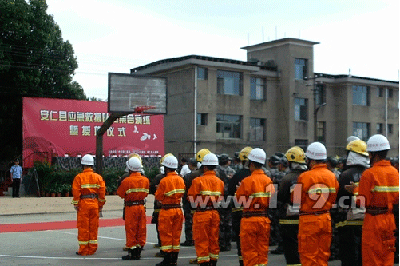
[98,198,106,202]
[308,187,336,194]
[71,200,79,204]
[78,241,89,245]
[126,188,149,194]
[81,184,100,189]
[200,191,221,196]
[197,256,210,262]
[286,264,302,266]
[172,245,180,250]
[279,219,299,225]
[165,189,185,196]
[335,220,364,228]
[209,253,219,259]
[251,192,271,198]
[88,240,98,244]
[371,186,399,193]
[160,245,173,251]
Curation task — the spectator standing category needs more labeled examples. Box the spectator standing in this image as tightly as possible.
[10,159,23,198]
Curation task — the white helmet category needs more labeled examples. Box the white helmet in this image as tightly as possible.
[367,134,390,152]
[127,157,142,172]
[202,153,219,166]
[81,154,94,166]
[162,155,178,169]
[306,142,327,160]
[248,148,266,165]
[347,136,360,144]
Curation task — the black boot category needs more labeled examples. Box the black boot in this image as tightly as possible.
[170,252,178,265]
[134,248,141,260]
[122,248,135,260]
[155,252,170,266]
[210,259,217,266]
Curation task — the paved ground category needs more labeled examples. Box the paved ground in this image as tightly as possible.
[0,195,384,265]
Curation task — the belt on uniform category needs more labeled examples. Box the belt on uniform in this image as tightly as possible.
[366,207,389,216]
[196,206,216,212]
[161,204,181,210]
[125,200,145,206]
[299,210,329,216]
[80,193,98,199]
[242,211,268,218]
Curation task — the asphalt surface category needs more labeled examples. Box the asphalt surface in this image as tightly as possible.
[0,195,387,265]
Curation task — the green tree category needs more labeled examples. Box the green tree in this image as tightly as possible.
[0,0,85,161]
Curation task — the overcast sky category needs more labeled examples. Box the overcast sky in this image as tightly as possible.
[46,0,399,100]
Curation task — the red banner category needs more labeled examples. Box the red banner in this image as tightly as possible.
[22,97,164,168]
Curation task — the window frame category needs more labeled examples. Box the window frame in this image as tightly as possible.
[249,117,266,141]
[197,67,208,80]
[352,85,370,106]
[217,70,243,96]
[353,122,370,141]
[317,121,326,143]
[294,97,308,121]
[295,58,308,80]
[315,83,326,106]
[250,76,266,101]
[196,113,208,126]
[216,114,242,139]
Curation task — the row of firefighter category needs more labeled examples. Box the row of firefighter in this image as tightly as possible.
[70,134,399,266]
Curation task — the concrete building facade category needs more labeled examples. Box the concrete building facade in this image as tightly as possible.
[131,38,399,158]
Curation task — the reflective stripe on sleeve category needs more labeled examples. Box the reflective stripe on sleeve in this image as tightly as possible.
[308,187,336,194]
[81,184,100,189]
[71,200,79,204]
[335,220,364,228]
[165,189,185,196]
[200,191,221,196]
[88,240,98,244]
[126,188,149,194]
[279,219,299,225]
[251,192,271,198]
[371,186,399,193]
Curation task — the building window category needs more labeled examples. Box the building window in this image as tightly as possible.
[377,123,383,134]
[317,121,326,143]
[295,58,307,80]
[250,77,265,100]
[197,113,208,125]
[197,67,208,80]
[353,122,370,141]
[295,98,308,121]
[249,118,265,141]
[352,85,370,106]
[216,114,241,139]
[388,124,393,134]
[217,70,243,96]
[388,89,394,98]
[315,84,326,106]
[378,87,384,97]
[295,139,308,151]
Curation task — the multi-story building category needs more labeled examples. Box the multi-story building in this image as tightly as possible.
[131,38,399,158]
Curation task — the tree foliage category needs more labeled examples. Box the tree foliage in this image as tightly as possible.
[0,0,86,161]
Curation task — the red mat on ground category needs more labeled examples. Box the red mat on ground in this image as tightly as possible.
[0,216,152,233]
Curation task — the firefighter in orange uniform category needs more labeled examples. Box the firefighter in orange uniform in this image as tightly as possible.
[155,154,185,266]
[188,152,224,266]
[293,142,338,266]
[71,154,106,256]
[235,148,275,266]
[117,156,149,260]
[358,134,399,266]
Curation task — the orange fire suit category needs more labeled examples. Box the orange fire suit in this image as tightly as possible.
[117,172,149,250]
[71,168,106,255]
[292,164,338,266]
[235,169,275,266]
[358,160,399,266]
[155,171,185,253]
[187,170,224,264]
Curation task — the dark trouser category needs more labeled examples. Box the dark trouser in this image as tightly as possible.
[269,208,282,246]
[183,201,193,242]
[219,207,232,250]
[338,225,362,266]
[12,178,21,197]
[232,211,243,264]
[280,222,300,265]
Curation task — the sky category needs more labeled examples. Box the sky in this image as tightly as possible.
[46,0,399,100]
